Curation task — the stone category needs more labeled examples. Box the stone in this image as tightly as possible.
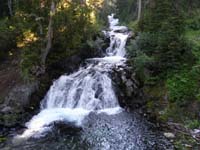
[184,144,192,148]
[194,129,200,134]
[121,75,127,83]
[192,129,200,139]
[4,82,38,110]
[164,132,175,139]
[1,106,12,113]
[126,79,133,87]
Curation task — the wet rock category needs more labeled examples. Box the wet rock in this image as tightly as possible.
[4,82,38,110]
[126,79,133,87]
[164,132,175,139]
[82,112,174,150]
[128,31,136,38]
[193,129,200,134]
[121,74,127,83]
[191,129,200,140]
[111,64,145,109]
[125,79,134,96]
[1,106,12,113]
[0,113,19,127]
[0,82,38,128]
[53,121,82,134]
[184,144,193,148]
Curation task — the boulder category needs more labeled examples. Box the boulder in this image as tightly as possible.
[111,64,145,109]
[3,82,38,111]
[164,132,175,139]
[0,82,38,127]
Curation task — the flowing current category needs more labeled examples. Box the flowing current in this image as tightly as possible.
[18,14,130,138]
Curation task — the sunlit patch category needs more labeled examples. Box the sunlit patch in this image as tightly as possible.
[9,51,13,56]
[86,0,104,8]
[57,0,71,11]
[17,30,38,48]
[9,26,15,30]
[58,26,66,33]
[86,0,104,24]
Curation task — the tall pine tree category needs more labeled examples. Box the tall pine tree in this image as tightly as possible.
[139,0,191,72]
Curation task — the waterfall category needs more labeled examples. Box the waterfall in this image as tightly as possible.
[18,14,130,138]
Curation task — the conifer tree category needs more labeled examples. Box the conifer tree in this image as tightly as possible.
[139,0,189,72]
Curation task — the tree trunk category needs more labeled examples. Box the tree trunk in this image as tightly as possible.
[7,0,13,16]
[29,14,44,35]
[41,0,56,67]
[137,0,142,21]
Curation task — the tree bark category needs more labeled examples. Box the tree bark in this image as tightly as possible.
[137,0,142,21]
[41,0,56,67]
[7,0,13,16]
[29,14,44,35]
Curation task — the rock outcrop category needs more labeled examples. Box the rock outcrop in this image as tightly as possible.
[111,62,145,109]
[0,82,38,128]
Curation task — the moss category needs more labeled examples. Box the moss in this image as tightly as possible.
[144,82,167,98]
[186,120,200,129]
[1,114,20,127]
[128,21,139,31]
[0,136,6,143]
[144,80,199,124]
[143,80,200,149]
[186,30,200,46]
[144,84,200,149]
[146,100,154,109]
[174,133,199,150]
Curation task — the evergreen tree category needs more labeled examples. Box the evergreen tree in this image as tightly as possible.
[138,0,191,72]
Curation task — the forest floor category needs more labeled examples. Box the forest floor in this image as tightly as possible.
[144,83,200,149]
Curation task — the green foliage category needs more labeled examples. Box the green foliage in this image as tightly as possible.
[170,16,200,105]
[20,41,42,80]
[97,0,117,25]
[116,0,137,23]
[0,19,17,60]
[128,39,153,82]
[46,1,100,70]
[186,120,200,129]
[166,32,200,105]
[142,0,191,70]
[166,69,200,105]
[127,20,139,31]
[185,15,200,31]
[186,30,200,50]
[0,0,9,18]
[53,1,98,51]
[134,51,152,73]
[174,135,198,150]
[128,0,193,81]
[0,136,6,143]
[3,0,101,80]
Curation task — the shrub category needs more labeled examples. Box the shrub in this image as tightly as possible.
[20,41,42,80]
[186,120,200,129]
[0,19,17,60]
[185,15,200,31]
[167,68,200,105]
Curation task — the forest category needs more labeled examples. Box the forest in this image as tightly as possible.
[0,0,200,149]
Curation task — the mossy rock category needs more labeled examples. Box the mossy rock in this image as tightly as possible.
[0,113,20,127]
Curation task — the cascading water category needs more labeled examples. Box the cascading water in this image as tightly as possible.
[8,14,173,150]
[17,14,130,139]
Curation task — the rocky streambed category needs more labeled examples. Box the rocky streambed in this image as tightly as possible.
[1,109,174,150]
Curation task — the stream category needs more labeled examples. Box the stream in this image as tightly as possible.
[1,14,173,150]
